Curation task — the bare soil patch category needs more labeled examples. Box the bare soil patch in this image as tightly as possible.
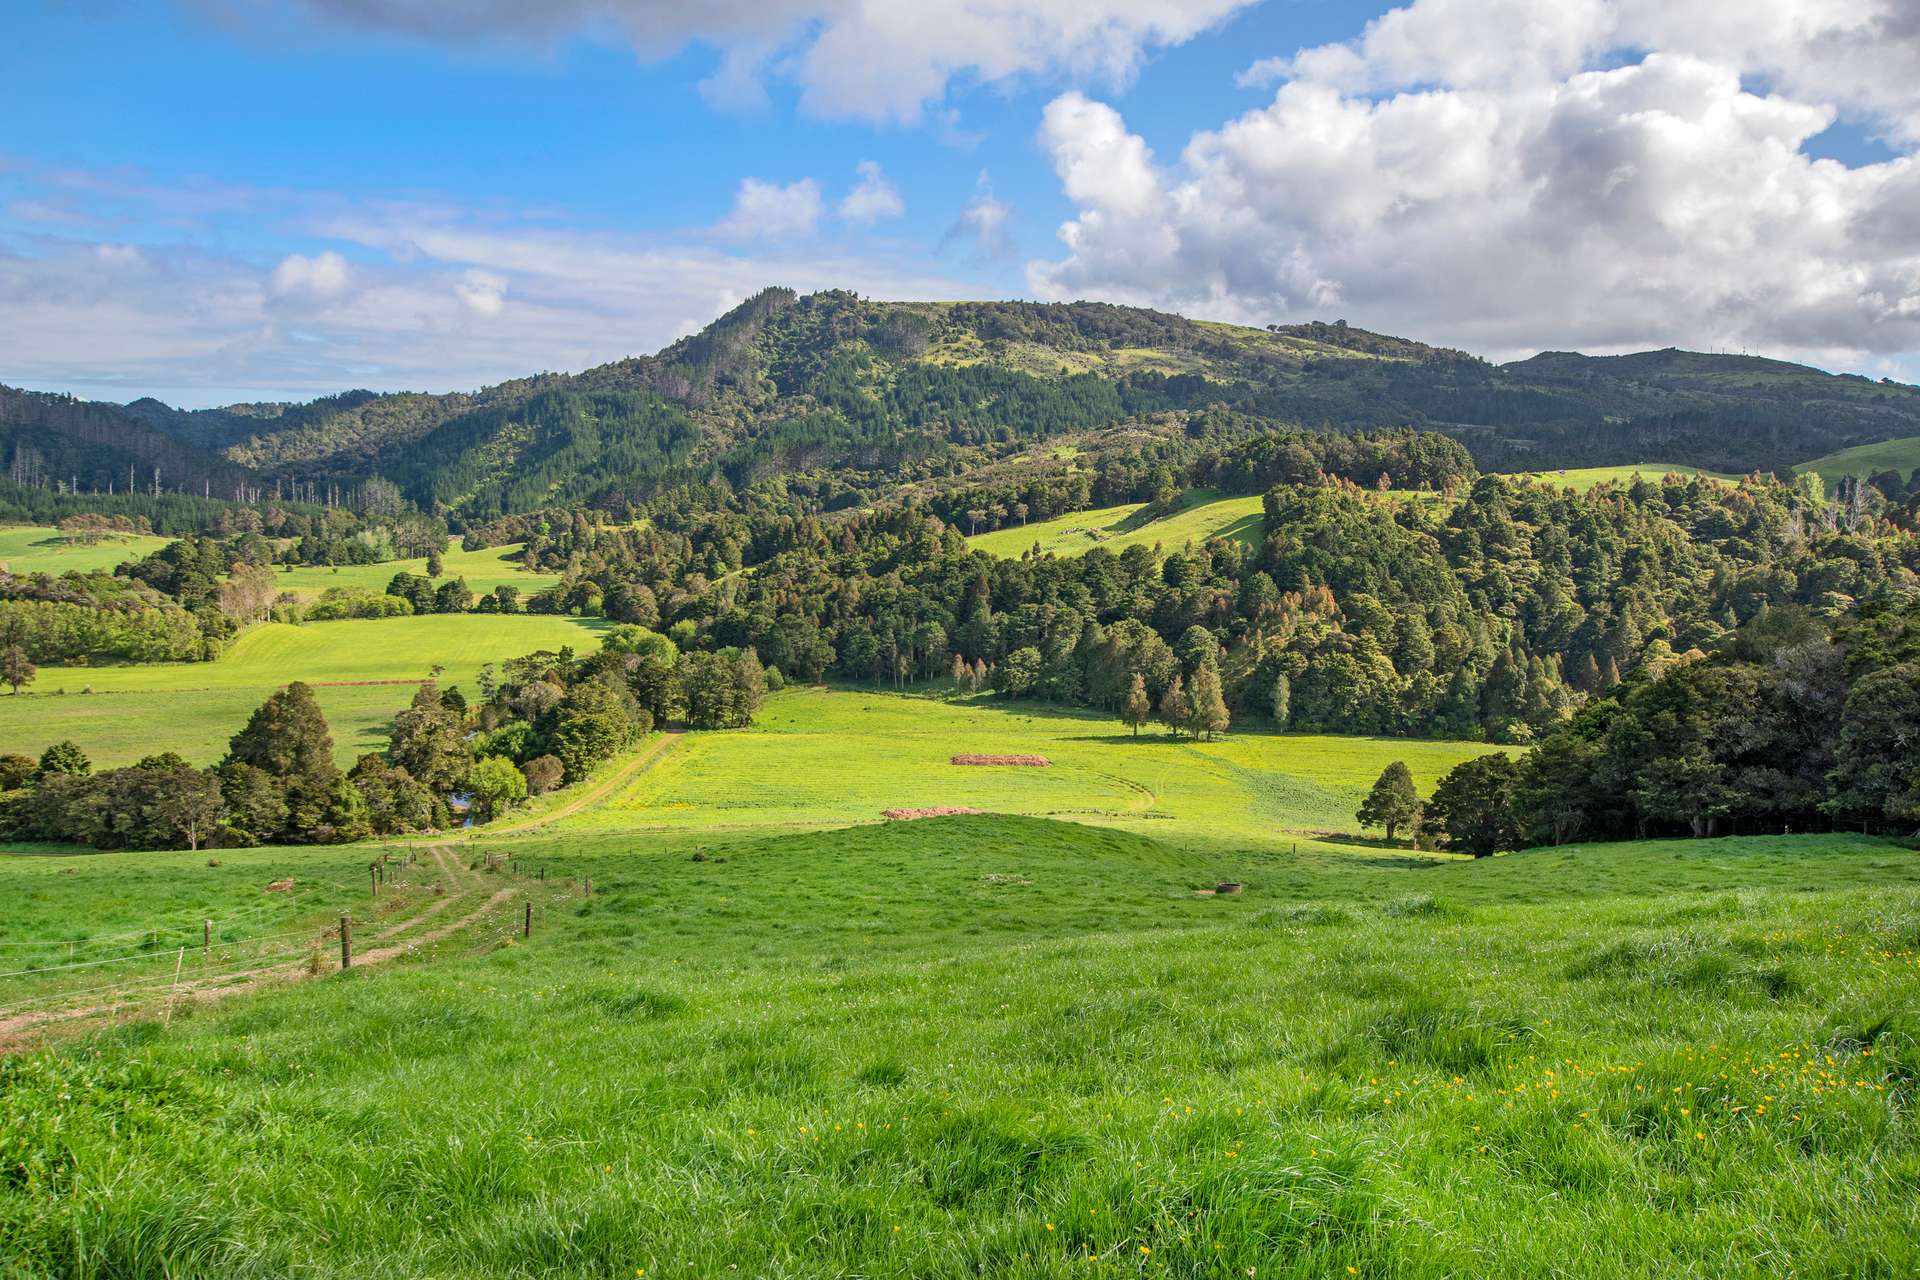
[950,754,1051,767]
[884,806,983,820]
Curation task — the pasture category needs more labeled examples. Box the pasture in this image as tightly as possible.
[1506,463,1735,492]
[1797,435,1920,491]
[0,809,1913,1277]
[967,489,1263,558]
[263,538,561,602]
[0,524,171,575]
[563,683,1501,860]
[0,613,611,766]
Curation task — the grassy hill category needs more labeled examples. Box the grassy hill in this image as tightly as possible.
[0,613,611,766]
[1796,435,1920,490]
[1,805,1912,1276]
[0,524,172,574]
[1506,463,1737,492]
[262,537,559,603]
[967,489,1265,558]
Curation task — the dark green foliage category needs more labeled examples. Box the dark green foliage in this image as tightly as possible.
[1426,754,1523,856]
[542,681,642,782]
[1357,762,1421,841]
[36,740,90,778]
[225,682,337,785]
[387,682,472,795]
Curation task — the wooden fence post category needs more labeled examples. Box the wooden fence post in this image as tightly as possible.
[371,865,379,899]
[340,915,352,969]
[584,877,592,897]
[202,919,211,962]
[523,901,532,938]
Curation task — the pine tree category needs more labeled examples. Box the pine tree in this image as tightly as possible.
[1122,672,1152,737]
[1186,659,1230,741]
[226,682,338,785]
[1356,761,1421,842]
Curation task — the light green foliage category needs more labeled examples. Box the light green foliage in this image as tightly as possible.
[0,614,610,767]
[465,754,528,822]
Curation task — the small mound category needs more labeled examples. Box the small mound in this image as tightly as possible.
[950,754,1051,767]
[884,806,983,820]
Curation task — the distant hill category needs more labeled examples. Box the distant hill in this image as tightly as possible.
[8,288,1920,517]
[1794,434,1920,492]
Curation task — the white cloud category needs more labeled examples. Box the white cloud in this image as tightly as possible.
[715,177,823,241]
[281,0,1257,123]
[839,160,905,224]
[1030,1,1920,371]
[943,172,1013,261]
[269,249,350,297]
[453,268,507,315]
[0,190,985,405]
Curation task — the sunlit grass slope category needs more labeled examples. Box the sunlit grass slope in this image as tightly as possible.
[967,489,1264,558]
[1506,463,1736,492]
[0,525,171,574]
[1,815,1912,1277]
[0,614,610,766]
[263,538,560,602]
[568,684,1504,860]
[1797,435,1920,491]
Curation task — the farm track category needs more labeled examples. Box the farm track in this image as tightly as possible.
[481,730,684,835]
[0,848,519,1051]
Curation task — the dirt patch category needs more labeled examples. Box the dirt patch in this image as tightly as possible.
[264,879,295,893]
[884,806,983,820]
[950,754,1052,767]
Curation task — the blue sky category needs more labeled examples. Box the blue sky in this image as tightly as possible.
[3,0,1917,406]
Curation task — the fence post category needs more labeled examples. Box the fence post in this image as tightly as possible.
[202,919,211,962]
[371,865,379,899]
[584,877,592,897]
[340,915,352,969]
[523,901,532,938]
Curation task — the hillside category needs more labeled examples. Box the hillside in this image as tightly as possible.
[1796,434,1920,490]
[9,290,1920,519]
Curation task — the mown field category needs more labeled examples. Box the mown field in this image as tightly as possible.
[1,804,1914,1277]
[0,525,172,574]
[263,538,560,602]
[967,490,1264,558]
[1508,464,1735,492]
[1797,435,1920,491]
[0,614,611,766]
[558,684,1498,861]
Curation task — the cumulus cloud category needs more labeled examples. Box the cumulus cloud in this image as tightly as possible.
[1030,0,1920,370]
[274,0,1256,123]
[268,249,350,297]
[839,161,905,224]
[715,177,823,241]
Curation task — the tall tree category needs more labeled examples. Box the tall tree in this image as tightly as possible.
[1122,673,1151,737]
[1157,674,1187,739]
[1185,659,1231,741]
[388,681,471,795]
[225,682,337,784]
[1425,754,1522,857]
[1,645,35,695]
[1356,761,1420,842]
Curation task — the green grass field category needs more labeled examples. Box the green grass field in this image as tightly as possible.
[264,538,560,602]
[0,525,172,575]
[968,490,1265,558]
[0,614,611,766]
[564,684,1498,862]
[1506,464,1735,492]
[2,809,1913,1276]
[1797,435,1920,491]
[4,687,1916,1276]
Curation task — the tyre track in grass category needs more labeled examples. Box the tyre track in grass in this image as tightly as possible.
[480,730,684,836]
[0,851,514,1050]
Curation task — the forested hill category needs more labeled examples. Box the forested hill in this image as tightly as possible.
[7,287,1920,518]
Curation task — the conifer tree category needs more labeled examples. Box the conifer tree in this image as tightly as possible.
[1122,672,1152,737]
[1157,674,1187,738]
[1186,659,1231,741]
[1357,761,1421,841]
